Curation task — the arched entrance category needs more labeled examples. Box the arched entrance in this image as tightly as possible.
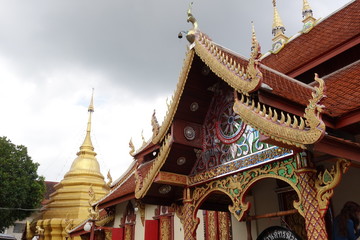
[181,156,349,240]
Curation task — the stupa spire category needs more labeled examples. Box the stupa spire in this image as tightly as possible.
[271,0,288,53]
[272,0,285,36]
[78,89,96,157]
[302,0,316,33]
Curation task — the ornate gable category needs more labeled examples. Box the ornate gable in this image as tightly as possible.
[190,84,293,185]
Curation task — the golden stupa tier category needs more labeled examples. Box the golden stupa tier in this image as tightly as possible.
[33,93,109,240]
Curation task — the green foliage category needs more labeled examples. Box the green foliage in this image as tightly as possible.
[0,136,45,232]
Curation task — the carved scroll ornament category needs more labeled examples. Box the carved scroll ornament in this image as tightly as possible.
[233,74,326,149]
[315,158,351,216]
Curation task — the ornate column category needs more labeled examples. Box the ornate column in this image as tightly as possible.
[182,188,199,240]
[295,153,350,240]
[296,168,327,239]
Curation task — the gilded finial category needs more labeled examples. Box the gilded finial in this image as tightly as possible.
[302,0,313,18]
[186,2,198,44]
[107,170,112,188]
[302,0,316,33]
[141,130,146,146]
[77,90,96,157]
[250,22,262,61]
[129,138,135,156]
[88,88,94,113]
[151,110,160,138]
[271,0,288,53]
[272,0,285,36]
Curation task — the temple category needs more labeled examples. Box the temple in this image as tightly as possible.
[27,1,359,240]
[27,93,110,240]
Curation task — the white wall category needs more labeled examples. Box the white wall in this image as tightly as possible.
[231,196,257,240]
[173,212,184,240]
[252,178,281,235]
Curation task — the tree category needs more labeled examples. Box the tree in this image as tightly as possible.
[0,136,45,232]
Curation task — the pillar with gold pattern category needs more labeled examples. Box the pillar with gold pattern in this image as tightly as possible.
[296,168,327,239]
[182,188,198,240]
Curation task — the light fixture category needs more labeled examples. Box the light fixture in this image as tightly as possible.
[158,185,172,194]
[84,221,93,232]
[190,102,199,112]
[184,126,195,141]
[177,157,186,166]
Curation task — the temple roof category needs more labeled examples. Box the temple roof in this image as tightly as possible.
[320,60,360,117]
[94,0,360,209]
[261,0,359,76]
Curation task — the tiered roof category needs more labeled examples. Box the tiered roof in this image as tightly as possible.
[93,0,359,211]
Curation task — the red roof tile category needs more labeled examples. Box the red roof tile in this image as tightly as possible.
[262,0,360,75]
[320,60,360,117]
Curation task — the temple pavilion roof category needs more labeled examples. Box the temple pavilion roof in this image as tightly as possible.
[94,0,360,208]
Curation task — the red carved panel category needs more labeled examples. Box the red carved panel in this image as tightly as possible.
[172,119,202,148]
[112,228,124,240]
[204,211,231,240]
[145,220,159,240]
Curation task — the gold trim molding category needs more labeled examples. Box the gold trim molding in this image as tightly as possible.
[194,32,262,95]
[135,134,173,198]
[233,74,326,149]
[191,158,301,221]
[151,50,195,144]
[188,147,292,185]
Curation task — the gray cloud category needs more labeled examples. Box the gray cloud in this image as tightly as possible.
[0,0,351,96]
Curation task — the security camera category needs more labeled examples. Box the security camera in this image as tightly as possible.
[178,32,183,39]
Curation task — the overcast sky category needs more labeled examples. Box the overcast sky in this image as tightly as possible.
[0,0,352,182]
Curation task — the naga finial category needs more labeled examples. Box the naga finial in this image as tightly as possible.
[250,22,262,61]
[151,110,160,138]
[185,2,198,44]
[141,130,146,146]
[107,170,113,188]
[88,204,99,220]
[129,138,135,156]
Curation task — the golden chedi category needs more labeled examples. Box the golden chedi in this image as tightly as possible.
[34,93,109,240]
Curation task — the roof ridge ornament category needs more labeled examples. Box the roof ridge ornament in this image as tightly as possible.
[302,0,317,33]
[271,0,288,54]
[135,134,173,199]
[193,25,263,95]
[232,73,326,149]
[129,138,135,156]
[151,109,160,138]
[183,2,198,44]
[248,22,262,81]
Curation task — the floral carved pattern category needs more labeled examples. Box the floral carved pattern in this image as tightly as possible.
[191,87,276,178]
[192,158,301,222]
[160,218,171,240]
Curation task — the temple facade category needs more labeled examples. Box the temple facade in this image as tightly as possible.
[69,1,359,240]
[27,94,110,240]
